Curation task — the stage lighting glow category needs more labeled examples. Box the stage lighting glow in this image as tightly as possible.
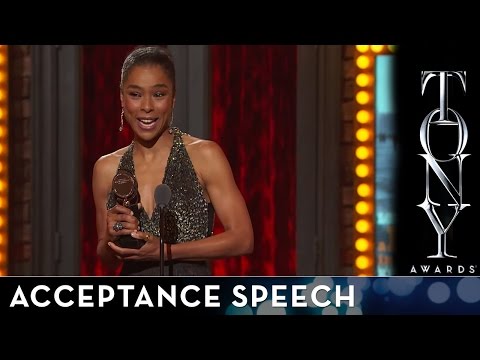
[355,146,370,160]
[0,44,6,277]
[355,219,370,233]
[355,255,370,269]
[371,45,384,53]
[357,183,371,197]
[355,90,370,105]
[356,55,371,69]
[356,110,371,124]
[355,201,370,215]
[387,45,397,53]
[356,128,370,142]
[355,164,370,178]
[355,45,369,53]
[356,73,371,87]
[353,45,397,275]
[355,238,369,252]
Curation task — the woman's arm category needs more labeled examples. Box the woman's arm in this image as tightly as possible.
[170,140,253,260]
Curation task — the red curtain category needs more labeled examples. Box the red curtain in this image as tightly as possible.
[210,45,297,275]
[81,45,136,275]
[81,45,297,276]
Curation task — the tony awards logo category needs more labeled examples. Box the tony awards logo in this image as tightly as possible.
[418,71,470,259]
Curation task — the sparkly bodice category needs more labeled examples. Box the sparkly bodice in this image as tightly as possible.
[107,127,215,246]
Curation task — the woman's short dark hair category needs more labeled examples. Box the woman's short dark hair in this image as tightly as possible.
[120,46,176,94]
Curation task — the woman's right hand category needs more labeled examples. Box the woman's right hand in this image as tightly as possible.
[106,204,140,238]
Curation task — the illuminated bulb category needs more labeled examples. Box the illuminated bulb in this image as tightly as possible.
[371,45,385,53]
[356,128,370,142]
[355,45,369,53]
[0,126,5,137]
[355,201,370,215]
[0,180,5,192]
[355,238,370,252]
[355,164,370,177]
[355,255,370,270]
[356,55,371,69]
[356,73,371,87]
[356,110,372,124]
[355,146,370,160]
[0,53,5,65]
[355,219,370,233]
[0,144,3,155]
[357,183,372,197]
[0,196,5,208]
[356,91,370,105]
[387,45,397,53]
[0,71,5,83]
[0,216,4,227]
[0,89,5,101]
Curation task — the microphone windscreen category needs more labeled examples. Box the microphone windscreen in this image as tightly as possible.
[154,184,172,207]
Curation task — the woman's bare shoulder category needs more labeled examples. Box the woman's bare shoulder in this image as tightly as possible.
[93,146,130,181]
[182,134,229,175]
[183,134,223,157]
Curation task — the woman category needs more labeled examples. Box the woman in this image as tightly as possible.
[92,46,253,275]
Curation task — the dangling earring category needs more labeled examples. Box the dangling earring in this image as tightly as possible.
[119,109,125,132]
[168,112,174,134]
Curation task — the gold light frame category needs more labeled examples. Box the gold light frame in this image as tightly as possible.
[0,45,8,276]
[353,45,396,275]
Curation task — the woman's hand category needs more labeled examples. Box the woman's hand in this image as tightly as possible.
[107,230,161,262]
[106,204,140,238]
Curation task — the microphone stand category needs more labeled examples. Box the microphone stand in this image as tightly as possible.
[159,205,165,276]
[155,183,171,276]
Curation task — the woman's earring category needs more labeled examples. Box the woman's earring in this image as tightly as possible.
[168,112,174,134]
[119,109,124,132]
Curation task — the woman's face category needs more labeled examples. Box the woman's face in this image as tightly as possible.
[120,64,174,141]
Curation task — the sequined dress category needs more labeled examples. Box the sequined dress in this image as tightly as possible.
[107,127,215,276]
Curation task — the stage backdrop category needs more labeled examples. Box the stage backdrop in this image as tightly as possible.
[210,45,296,275]
[81,45,296,276]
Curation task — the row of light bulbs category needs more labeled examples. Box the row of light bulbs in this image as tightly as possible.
[353,45,396,275]
[0,45,8,276]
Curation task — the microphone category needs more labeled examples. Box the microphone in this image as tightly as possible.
[154,184,172,276]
